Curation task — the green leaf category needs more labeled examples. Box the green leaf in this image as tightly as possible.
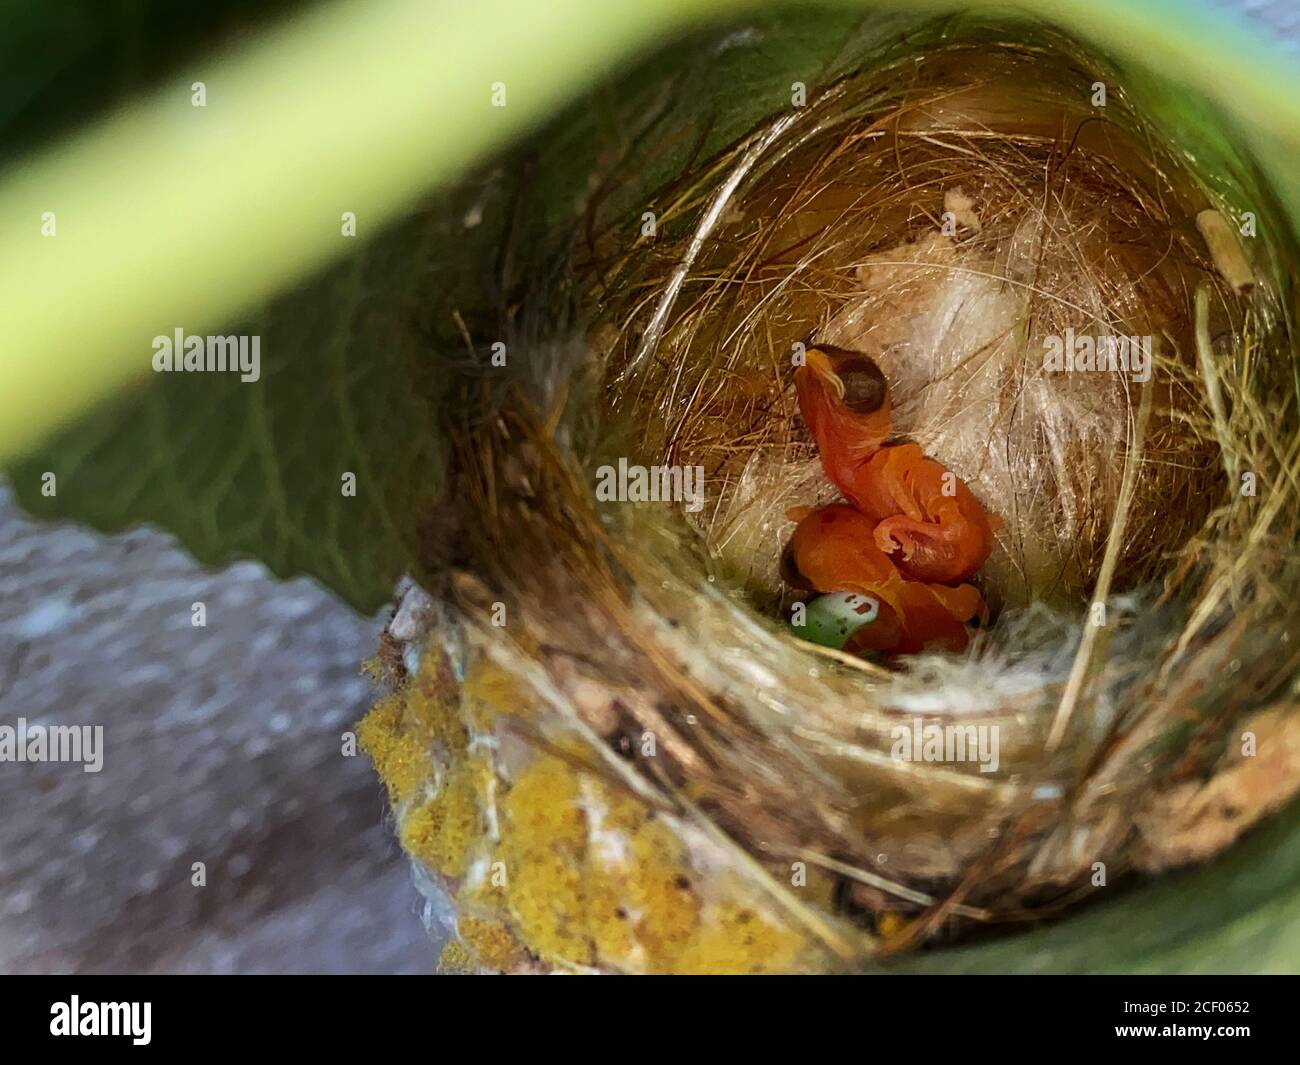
[7,216,451,613]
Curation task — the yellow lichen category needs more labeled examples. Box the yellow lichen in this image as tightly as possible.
[357,695,429,805]
[489,763,706,972]
[578,779,648,969]
[674,901,809,975]
[437,939,476,974]
[463,658,537,730]
[363,680,819,974]
[399,764,482,878]
[498,755,594,967]
[460,864,510,912]
[405,666,468,751]
[457,916,527,971]
[582,855,639,969]
[624,819,701,971]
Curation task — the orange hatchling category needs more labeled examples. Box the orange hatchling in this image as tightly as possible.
[785,346,1001,656]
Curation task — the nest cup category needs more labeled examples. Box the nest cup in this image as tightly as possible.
[363,23,1300,973]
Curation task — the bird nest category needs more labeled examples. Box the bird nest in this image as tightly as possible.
[360,25,1300,973]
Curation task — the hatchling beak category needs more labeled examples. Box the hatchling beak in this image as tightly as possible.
[797,346,844,398]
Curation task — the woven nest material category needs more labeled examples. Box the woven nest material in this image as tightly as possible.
[360,26,1300,973]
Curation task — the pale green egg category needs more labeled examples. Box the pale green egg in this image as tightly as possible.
[797,592,881,649]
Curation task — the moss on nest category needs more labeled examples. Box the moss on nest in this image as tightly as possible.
[361,651,823,973]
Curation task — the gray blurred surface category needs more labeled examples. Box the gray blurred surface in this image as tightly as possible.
[0,484,433,974]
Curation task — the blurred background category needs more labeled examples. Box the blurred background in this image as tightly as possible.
[0,0,1294,975]
[0,484,433,973]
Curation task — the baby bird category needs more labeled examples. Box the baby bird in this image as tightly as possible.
[785,345,1000,656]
[794,346,1000,585]
[783,505,984,655]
